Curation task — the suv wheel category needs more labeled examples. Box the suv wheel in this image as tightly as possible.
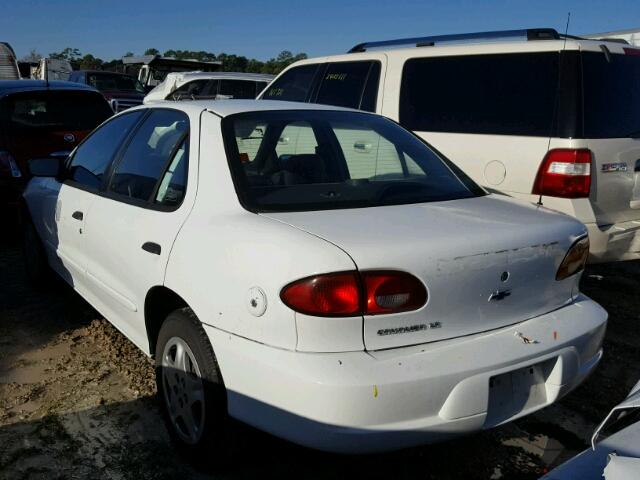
[155,307,232,458]
[23,220,49,287]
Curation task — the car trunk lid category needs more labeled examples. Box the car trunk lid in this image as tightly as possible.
[263,195,586,350]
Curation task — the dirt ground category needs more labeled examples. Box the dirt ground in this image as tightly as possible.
[1,239,639,480]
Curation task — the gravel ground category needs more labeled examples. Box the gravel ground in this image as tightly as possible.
[1,239,638,479]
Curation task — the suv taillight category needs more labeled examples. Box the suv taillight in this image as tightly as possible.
[532,149,591,199]
[280,271,427,317]
[0,151,22,178]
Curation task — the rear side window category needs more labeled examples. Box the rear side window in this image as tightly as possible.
[400,52,560,136]
[109,109,189,203]
[262,64,320,102]
[582,51,640,138]
[315,61,380,111]
[66,111,144,190]
[219,79,258,99]
[169,79,216,100]
[1,90,113,132]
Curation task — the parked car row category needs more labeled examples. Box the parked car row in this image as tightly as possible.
[4,26,639,465]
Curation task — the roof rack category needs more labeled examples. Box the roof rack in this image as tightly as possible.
[348,28,560,53]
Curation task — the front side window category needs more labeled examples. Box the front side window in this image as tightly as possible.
[66,111,144,189]
[222,110,483,212]
[400,52,561,136]
[262,64,320,102]
[109,109,189,203]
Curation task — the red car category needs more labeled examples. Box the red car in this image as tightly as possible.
[0,80,113,225]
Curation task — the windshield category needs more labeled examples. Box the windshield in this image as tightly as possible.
[1,90,113,131]
[87,73,145,93]
[222,110,484,212]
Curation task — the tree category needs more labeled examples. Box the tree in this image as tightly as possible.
[49,48,82,69]
[79,54,103,70]
[21,49,42,63]
[123,51,134,57]
[144,48,159,56]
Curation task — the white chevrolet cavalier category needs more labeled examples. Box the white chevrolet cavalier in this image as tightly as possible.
[22,100,607,454]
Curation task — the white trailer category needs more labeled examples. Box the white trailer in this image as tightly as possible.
[0,42,20,80]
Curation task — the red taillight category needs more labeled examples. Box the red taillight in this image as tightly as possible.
[363,271,428,315]
[0,151,22,178]
[280,271,427,317]
[532,149,592,199]
[624,48,640,56]
[280,272,361,316]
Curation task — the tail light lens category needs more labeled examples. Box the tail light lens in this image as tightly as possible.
[363,271,428,315]
[556,236,590,280]
[0,151,22,178]
[280,271,427,317]
[532,149,591,198]
[280,272,361,316]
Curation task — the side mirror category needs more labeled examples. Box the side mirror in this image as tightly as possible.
[28,157,61,177]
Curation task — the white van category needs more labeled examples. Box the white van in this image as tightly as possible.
[259,28,640,262]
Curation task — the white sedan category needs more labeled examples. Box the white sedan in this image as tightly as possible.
[22,100,607,455]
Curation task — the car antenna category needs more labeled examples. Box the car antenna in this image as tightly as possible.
[539,12,571,207]
[44,58,50,89]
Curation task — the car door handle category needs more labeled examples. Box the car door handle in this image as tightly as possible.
[142,242,161,255]
[72,211,83,221]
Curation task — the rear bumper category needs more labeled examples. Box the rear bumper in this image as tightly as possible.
[586,220,640,263]
[205,295,607,453]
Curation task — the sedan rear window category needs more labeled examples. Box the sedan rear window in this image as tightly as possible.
[1,90,113,132]
[222,110,484,212]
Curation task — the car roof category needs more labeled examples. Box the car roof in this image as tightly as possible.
[0,80,99,97]
[280,37,634,66]
[134,99,360,117]
[75,70,135,76]
[163,71,275,82]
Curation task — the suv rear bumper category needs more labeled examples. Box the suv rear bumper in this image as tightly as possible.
[586,220,640,263]
[204,294,607,453]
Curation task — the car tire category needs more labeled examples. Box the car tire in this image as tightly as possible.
[23,219,50,288]
[155,307,234,461]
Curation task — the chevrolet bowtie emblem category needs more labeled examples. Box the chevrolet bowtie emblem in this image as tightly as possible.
[489,289,511,302]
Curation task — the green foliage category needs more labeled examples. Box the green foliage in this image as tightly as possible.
[21,49,42,63]
[47,47,306,75]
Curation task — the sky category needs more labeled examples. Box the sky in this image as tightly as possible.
[2,0,639,61]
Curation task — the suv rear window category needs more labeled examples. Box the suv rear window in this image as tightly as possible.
[582,51,640,138]
[222,110,483,212]
[1,90,113,132]
[400,52,561,137]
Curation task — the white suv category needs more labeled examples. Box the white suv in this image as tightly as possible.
[22,100,606,454]
[260,28,640,262]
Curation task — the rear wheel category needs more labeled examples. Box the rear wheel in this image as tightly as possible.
[155,308,233,460]
[23,219,49,287]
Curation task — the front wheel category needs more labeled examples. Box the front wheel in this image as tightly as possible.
[155,308,233,458]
